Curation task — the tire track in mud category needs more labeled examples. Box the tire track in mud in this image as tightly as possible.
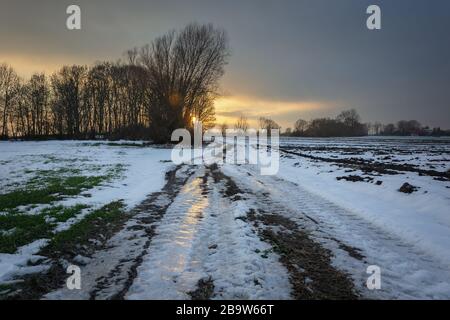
[212,165,358,299]
[125,167,211,299]
[81,162,358,300]
[245,210,357,299]
[91,165,195,300]
[201,164,291,299]
[126,164,291,300]
[36,164,195,300]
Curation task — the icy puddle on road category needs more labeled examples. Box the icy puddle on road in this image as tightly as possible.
[126,166,292,300]
[127,168,210,299]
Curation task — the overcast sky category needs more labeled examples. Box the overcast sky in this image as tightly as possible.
[1,0,449,128]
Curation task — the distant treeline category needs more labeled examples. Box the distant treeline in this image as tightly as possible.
[0,23,230,143]
[282,110,449,137]
[366,120,450,137]
[284,109,368,137]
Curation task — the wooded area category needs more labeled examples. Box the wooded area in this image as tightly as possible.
[0,23,230,143]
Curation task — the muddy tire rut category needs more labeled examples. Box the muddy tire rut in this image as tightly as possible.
[210,164,359,299]
[246,210,357,299]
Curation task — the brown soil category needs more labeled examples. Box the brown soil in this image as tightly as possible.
[246,209,359,300]
[281,148,450,180]
[188,277,215,300]
[398,182,419,194]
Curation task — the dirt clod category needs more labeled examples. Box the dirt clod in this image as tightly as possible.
[188,277,215,300]
[336,175,373,183]
[399,182,419,194]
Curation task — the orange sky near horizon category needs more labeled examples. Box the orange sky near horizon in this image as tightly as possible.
[214,96,329,129]
[0,54,79,78]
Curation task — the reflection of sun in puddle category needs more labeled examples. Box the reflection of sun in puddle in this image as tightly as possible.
[169,176,209,273]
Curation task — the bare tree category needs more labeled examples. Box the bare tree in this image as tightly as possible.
[12,82,30,137]
[51,65,88,137]
[0,64,20,138]
[125,47,138,65]
[234,114,249,132]
[259,117,281,133]
[397,120,421,135]
[192,94,216,130]
[28,73,50,137]
[373,121,383,135]
[294,118,308,135]
[139,23,230,142]
[337,109,361,128]
[219,122,228,136]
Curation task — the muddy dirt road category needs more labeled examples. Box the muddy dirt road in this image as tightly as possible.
[8,162,450,300]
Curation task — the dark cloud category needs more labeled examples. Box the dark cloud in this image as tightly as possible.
[0,0,449,127]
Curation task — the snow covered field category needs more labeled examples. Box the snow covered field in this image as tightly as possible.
[279,136,450,266]
[0,137,449,299]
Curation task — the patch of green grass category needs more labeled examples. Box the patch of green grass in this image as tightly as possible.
[27,168,82,181]
[42,155,61,164]
[0,201,126,299]
[0,213,53,253]
[46,201,125,253]
[107,163,126,178]
[41,155,90,165]
[41,204,89,223]
[0,188,61,211]
[106,142,146,147]
[0,283,15,298]
[0,164,125,211]
[0,161,127,253]
[0,204,90,253]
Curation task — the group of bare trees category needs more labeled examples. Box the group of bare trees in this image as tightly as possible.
[258,117,281,132]
[288,109,368,137]
[234,115,249,132]
[287,111,448,137]
[0,23,230,142]
[224,115,281,135]
[371,120,447,136]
